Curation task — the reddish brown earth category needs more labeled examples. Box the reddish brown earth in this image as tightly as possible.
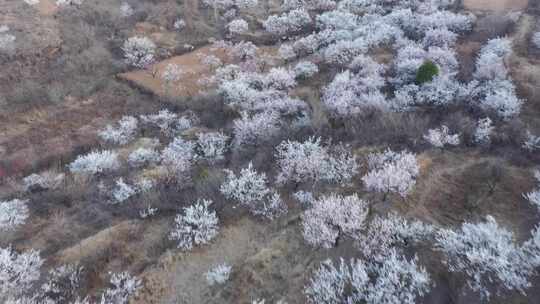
[119,45,228,98]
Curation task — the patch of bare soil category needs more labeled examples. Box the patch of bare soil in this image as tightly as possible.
[133,217,268,304]
[119,45,227,98]
[407,151,538,239]
[133,216,316,304]
[0,96,133,179]
[455,41,482,80]
[119,45,279,99]
[463,0,529,12]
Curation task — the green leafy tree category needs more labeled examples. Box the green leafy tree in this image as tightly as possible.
[415,61,439,84]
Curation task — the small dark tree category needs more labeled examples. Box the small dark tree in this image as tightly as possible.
[415,61,439,84]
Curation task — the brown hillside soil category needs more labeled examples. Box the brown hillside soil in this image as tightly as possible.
[406,151,538,239]
[132,216,318,304]
[119,45,227,98]
[119,45,279,99]
[0,95,145,180]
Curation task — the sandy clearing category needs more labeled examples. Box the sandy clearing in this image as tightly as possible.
[119,45,280,99]
[118,45,227,98]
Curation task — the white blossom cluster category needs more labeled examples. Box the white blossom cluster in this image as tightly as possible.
[321,3,467,64]
[98,116,138,145]
[200,54,222,69]
[283,0,336,11]
[216,62,306,121]
[139,205,158,218]
[393,75,464,112]
[100,272,142,304]
[362,149,419,197]
[135,178,155,193]
[0,28,15,55]
[195,131,229,163]
[23,0,40,5]
[111,178,137,204]
[302,193,368,248]
[23,171,65,192]
[140,109,197,136]
[3,261,87,303]
[470,38,522,120]
[128,147,160,167]
[423,125,460,148]
[120,2,134,17]
[263,9,312,36]
[221,162,287,219]
[235,0,257,10]
[278,44,296,60]
[265,67,297,90]
[293,61,318,79]
[435,216,540,299]
[422,27,457,48]
[254,0,475,117]
[227,19,249,35]
[322,56,388,117]
[174,19,186,31]
[275,137,357,185]
[356,212,434,258]
[0,199,30,231]
[532,32,540,49]
[293,190,314,208]
[68,150,120,175]
[201,0,257,11]
[56,0,84,6]
[0,246,43,300]
[232,111,281,147]
[523,130,540,152]
[161,64,184,85]
[390,44,462,109]
[523,225,540,268]
[41,264,84,302]
[169,199,219,250]
[161,137,196,183]
[122,36,157,68]
[473,117,494,145]
[223,9,237,20]
[226,40,259,61]
[305,250,431,304]
[205,263,232,285]
[523,169,540,212]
